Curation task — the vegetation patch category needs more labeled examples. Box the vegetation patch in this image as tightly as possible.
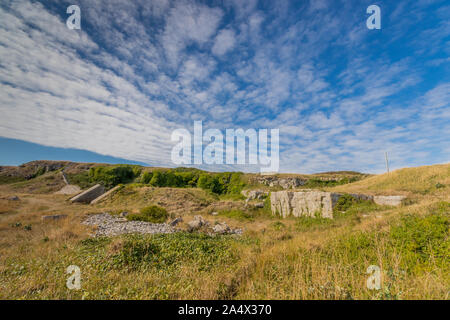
[127,205,169,223]
[294,216,335,231]
[89,233,245,272]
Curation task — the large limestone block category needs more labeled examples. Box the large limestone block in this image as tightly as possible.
[70,184,105,203]
[373,195,405,206]
[271,190,340,219]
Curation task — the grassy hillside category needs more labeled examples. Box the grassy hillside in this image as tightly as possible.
[0,162,448,299]
[329,163,450,197]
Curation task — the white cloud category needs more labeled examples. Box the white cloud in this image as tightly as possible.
[212,29,236,56]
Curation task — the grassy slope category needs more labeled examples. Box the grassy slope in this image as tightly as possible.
[329,163,450,196]
[0,164,448,299]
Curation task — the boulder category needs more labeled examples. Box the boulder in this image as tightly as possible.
[70,184,105,203]
[120,211,129,217]
[8,196,20,201]
[212,222,231,234]
[187,215,206,232]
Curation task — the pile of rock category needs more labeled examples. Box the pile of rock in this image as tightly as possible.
[83,213,175,237]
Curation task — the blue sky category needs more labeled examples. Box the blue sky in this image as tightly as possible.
[0,0,449,173]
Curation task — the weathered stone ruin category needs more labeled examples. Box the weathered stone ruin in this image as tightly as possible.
[270,190,406,219]
[270,190,339,218]
[90,185,121,204]
[70,184,105,203]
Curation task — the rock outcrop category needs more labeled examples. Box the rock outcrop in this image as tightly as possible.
[70,184,105,203]
[255,176,307,189]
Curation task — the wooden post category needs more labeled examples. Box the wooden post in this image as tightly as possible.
[385,152,390,173]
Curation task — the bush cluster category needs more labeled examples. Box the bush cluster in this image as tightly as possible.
[88,165,141,188]
[140,169,245,195]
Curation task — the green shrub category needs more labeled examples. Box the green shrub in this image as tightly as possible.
[334,194,359,212]
[127,205,169,223]
[66,172,93,189]
[140,171,153,184]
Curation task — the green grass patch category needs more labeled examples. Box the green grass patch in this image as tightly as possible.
[294,216,335,231]
[218,209,254,221]
[80,233,246,272]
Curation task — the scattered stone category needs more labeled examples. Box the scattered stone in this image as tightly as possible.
[170,217,183,226]
[70,184,105,203]
[42,214,67,222]
[212,222,231,234]
[211,222,243,235]
[210,211,219,216]
[8,196,20,201]
[83,213,175,237]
